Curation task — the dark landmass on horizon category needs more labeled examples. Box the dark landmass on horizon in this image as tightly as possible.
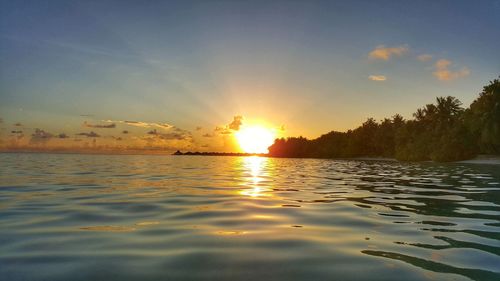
[172,151,267,157]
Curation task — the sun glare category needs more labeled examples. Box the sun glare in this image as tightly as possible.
[235,126,275,153]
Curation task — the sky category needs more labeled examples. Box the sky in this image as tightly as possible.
[1,0,499,152]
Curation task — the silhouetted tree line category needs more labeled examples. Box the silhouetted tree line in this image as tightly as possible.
[269,78,500,162]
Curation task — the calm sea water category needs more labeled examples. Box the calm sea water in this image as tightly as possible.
[0,153,499,281]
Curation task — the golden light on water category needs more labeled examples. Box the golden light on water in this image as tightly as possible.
[240,156,267,198]
[235,126,275,154]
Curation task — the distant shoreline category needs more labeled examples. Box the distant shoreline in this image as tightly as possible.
[172,150,267,157]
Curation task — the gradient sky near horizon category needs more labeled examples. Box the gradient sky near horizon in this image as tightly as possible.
[1,0,499,152]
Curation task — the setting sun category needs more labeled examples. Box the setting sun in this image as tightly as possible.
[235,126,275,153]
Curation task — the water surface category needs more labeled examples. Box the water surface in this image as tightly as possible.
[0,153,499,280]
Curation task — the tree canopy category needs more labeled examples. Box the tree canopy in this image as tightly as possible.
[268,77,500,162]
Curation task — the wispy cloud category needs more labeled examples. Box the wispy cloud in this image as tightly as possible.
[369,45,408,60]
[76,131,101,138]
[215,126,232,135]
[368,75,387,81]
[433,59,470,81]
[417,54,433,62]
[84,121,116,128]
[146,128,192,141]
[106,119,193,146]
[1,35,140,61]
[104,120,173,130]
[138,126,194,150]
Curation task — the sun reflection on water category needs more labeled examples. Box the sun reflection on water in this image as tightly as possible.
[239,156,269,198]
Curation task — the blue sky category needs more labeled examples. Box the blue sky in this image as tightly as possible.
[1,0,499,151]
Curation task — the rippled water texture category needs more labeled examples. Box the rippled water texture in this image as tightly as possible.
[0,153,499,281]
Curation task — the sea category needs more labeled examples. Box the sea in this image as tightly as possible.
[0,153,499,281]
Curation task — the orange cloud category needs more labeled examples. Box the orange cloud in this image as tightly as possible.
[369,45,408,60]
[228,116,243,130]
[433,59,470,81]
[213,115,244,135]
[30,129,53,144]
[368,75,387,81]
